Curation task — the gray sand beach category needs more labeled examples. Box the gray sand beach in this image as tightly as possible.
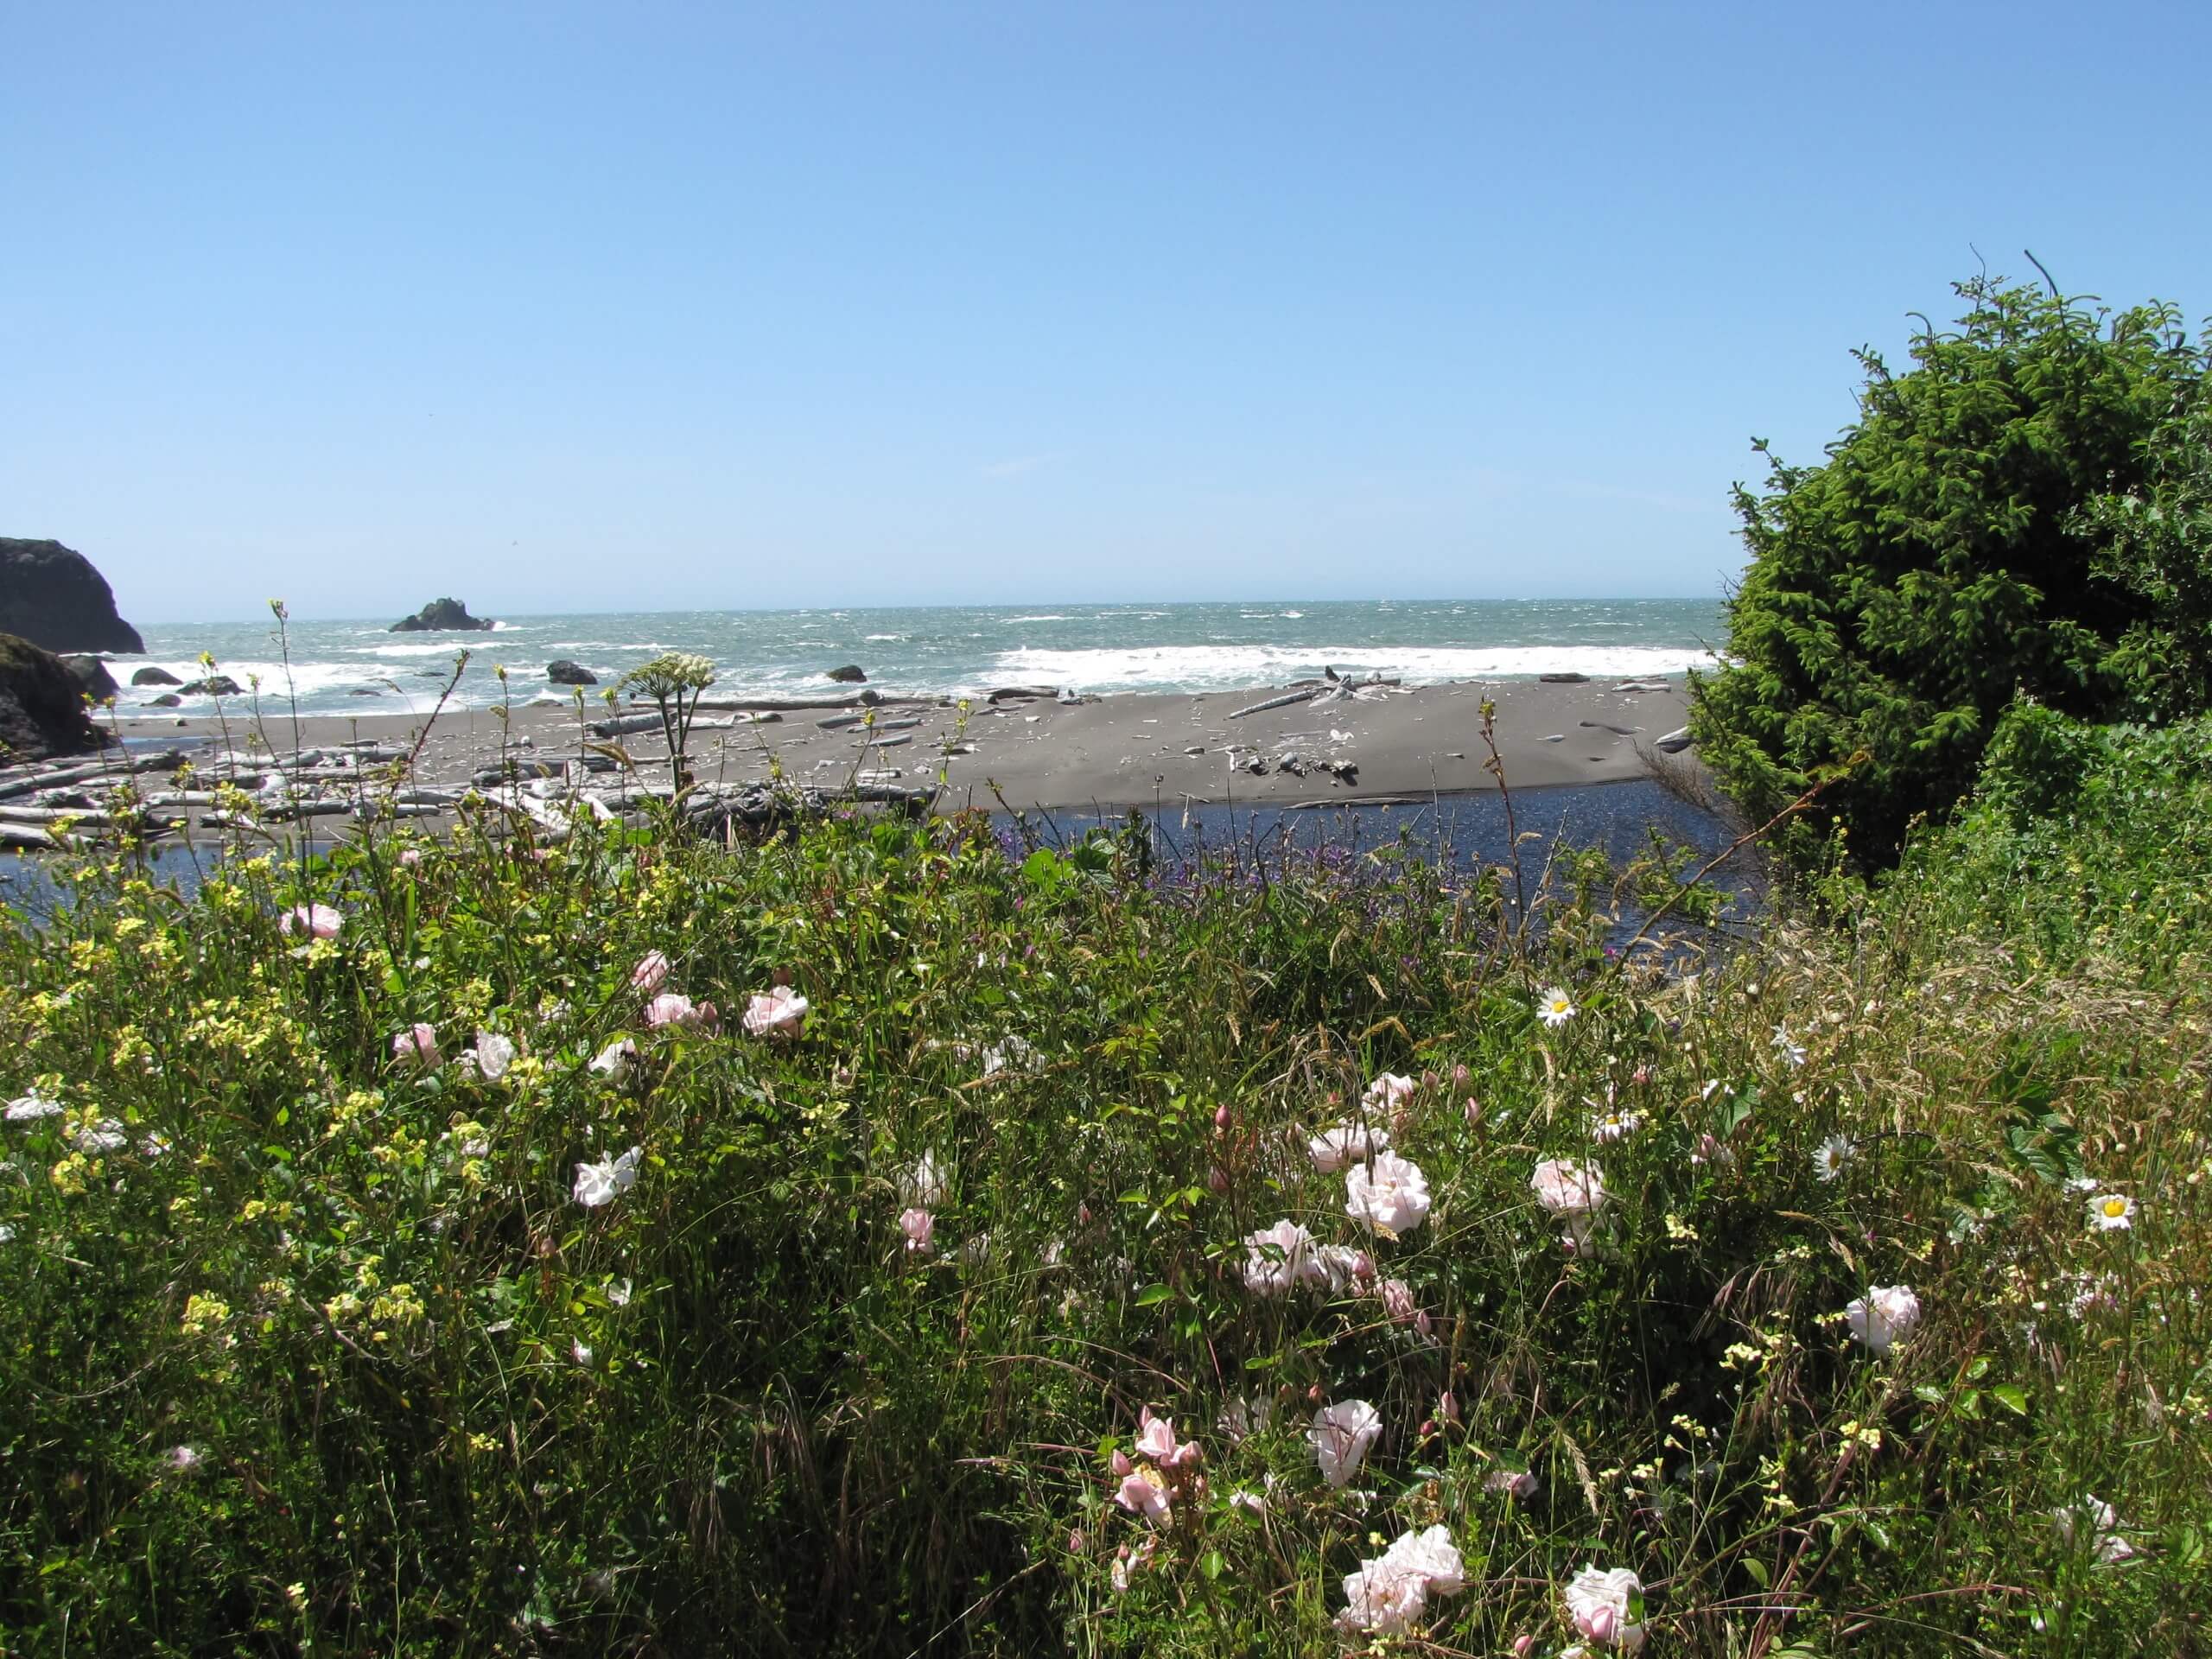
[108,673,1696,813]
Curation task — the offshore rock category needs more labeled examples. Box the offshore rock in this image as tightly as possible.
[547,659,597,685]
[391,597,496,632]
[825,664,868,683]
[131,665,182,686]
[0,538,145,653]
[0,632,106,761]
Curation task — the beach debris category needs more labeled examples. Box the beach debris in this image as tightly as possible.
[1580,721,1641,736]
[1329,729,1352,745]
[986,684,1058,702]
[1612,680,1669,693]
[1655,726,1694,753]
[1183,745,1206,755]
[1541,734,1566,742]
[858,734,912,748]
[1228,688,1321,720]
[1275,752,1306,776]
[817,714,867,729]
[1539,671,1589,683]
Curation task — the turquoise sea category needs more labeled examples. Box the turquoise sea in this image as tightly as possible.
[124,598,1726,717]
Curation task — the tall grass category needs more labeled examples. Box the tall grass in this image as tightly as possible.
[1,719,2205,1655]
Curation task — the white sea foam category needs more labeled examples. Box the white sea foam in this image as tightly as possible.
[988,644,1715,693]
[125,660,432,706]
[1003,614,1071,623]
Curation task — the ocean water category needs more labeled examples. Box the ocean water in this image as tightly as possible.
[123,598,1726,719]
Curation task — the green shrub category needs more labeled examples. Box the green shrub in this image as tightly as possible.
[1692,274,2204,867]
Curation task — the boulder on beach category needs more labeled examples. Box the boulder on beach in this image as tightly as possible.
[547,659,597,686]
[391,597,495,632]
[825,664,868,683]
[131,665,181,686]
[0,538,146,654]
[60,655,120,703]
[146,692,181,707]
[0,632,107,761]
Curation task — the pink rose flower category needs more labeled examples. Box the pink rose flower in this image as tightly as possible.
[645,994,715,1032]
[899,1207,934,1255]
[741,986,809,1036]
[631,951,671,994]
[1134,1409,1177,1464]
[281,903,343,939]
[1113,1466,1172,1523]
[391,1023,440,1067]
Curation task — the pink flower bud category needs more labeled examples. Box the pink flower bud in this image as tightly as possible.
[1464,1097,1481,1125]
[1207,1165,1230,1193]
[1514,1637,1535,1657]
[1109,1449,1133,1478]
[1213,1103,1232,1130]
[1452,1064,1470,1086]
[1421,1070,1439,1090]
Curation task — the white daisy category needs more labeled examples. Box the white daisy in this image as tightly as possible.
[1536,987,1577,1029]
[1812,1134,1855,1183]
[2088,1192,2136,1232]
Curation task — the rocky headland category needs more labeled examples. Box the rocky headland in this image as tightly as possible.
[0,539,144,655]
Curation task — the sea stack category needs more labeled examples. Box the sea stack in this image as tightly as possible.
[0,538,145,654]
[391,597,496,632]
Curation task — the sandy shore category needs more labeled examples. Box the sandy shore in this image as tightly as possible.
[111,674,1695,811]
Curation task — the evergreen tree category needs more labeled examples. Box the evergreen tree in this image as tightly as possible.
[1692,275,2202,863]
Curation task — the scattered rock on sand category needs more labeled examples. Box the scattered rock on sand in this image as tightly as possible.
[825,664,868,683]
[132,665,182,686]
[391,598,495,632]
[547,659,597,686]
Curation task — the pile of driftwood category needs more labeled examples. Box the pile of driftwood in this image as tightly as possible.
[0,736,942,854]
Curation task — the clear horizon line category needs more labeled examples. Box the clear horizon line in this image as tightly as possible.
[121,593,1729,630]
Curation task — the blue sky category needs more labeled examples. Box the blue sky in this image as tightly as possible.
[6,2,2208,623]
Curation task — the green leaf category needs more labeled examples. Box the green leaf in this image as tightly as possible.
[1134,1283,1173,1306]
[1989,1383,2029,1416]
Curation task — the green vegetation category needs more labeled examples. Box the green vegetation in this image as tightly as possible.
[1691,274,2206,864]
[3,732,2207,1653]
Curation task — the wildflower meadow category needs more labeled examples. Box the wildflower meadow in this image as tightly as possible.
[2,701,2209,1655]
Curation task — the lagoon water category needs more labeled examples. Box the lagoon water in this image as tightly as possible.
[124,598,1725,718]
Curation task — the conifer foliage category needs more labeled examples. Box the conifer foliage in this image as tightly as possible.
[1693,275,2204,862]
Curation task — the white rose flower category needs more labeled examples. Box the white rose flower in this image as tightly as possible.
[1344,1150,1431,1236]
